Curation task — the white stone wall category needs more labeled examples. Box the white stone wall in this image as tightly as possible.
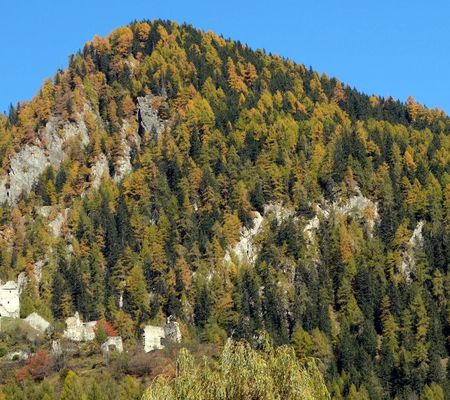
[63,312,97,342]
[83,321,97,341]
[0,281,20,318]
[143,325,165,352]
[101,336,123,354]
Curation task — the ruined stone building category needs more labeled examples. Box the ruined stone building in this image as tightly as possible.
[101,336,123,356]
[143,325,165,352]
[0,281,20,318]
[143,316,182,352]
[164,315,182,343]
[63,312,97,341]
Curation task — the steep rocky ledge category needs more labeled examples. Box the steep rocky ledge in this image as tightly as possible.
[0,94,166,206]
[0,112,89,205]
[224,203,295,266]
[137,94,167,138]
[400,220,425,281]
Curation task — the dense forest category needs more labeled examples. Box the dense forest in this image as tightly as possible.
[0,19,449,399]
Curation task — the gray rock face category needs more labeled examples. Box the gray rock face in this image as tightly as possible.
[33,260,45,283]
[224,211,264,265]
[113,122,133,183]
[224,203,295,266]
[0,114,89,205]
[137,95,165,138]
[91,153,110,189]
[0,145,47,205]
[36,206,52,219]
[304,188,379,244]
[48,209,69,238]
[36,206,69,238]
[400,221,424,281]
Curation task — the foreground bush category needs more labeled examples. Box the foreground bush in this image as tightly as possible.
[16,351,55,382]
[143,340,329,400]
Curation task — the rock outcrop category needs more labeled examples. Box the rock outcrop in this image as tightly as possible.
[224,203,296,266]
[224,211,264,265]
[48,209,69,238]
[304,189,379,244]
[0,113,89,205]
[113,122,134,183]
[137,95,166,138]
[400,221,425,281]
[91,153,110,190]
[24,312,50,333]
[5,350,29,361]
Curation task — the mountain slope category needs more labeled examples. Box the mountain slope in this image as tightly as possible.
[0,19,449,398]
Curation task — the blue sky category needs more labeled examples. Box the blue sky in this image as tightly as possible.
[1,0,449,114]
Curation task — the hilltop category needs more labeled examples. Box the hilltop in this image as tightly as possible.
[0,19,449,399]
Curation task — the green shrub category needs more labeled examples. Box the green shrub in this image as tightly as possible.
[0,343,7,357]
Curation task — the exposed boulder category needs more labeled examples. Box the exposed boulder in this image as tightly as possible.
[24,312,50,333]
[5,350,29,361]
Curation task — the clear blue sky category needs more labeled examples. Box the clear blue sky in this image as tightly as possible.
[1,0,449,114]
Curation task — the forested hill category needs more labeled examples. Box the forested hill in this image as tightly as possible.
[0,19,449,399]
